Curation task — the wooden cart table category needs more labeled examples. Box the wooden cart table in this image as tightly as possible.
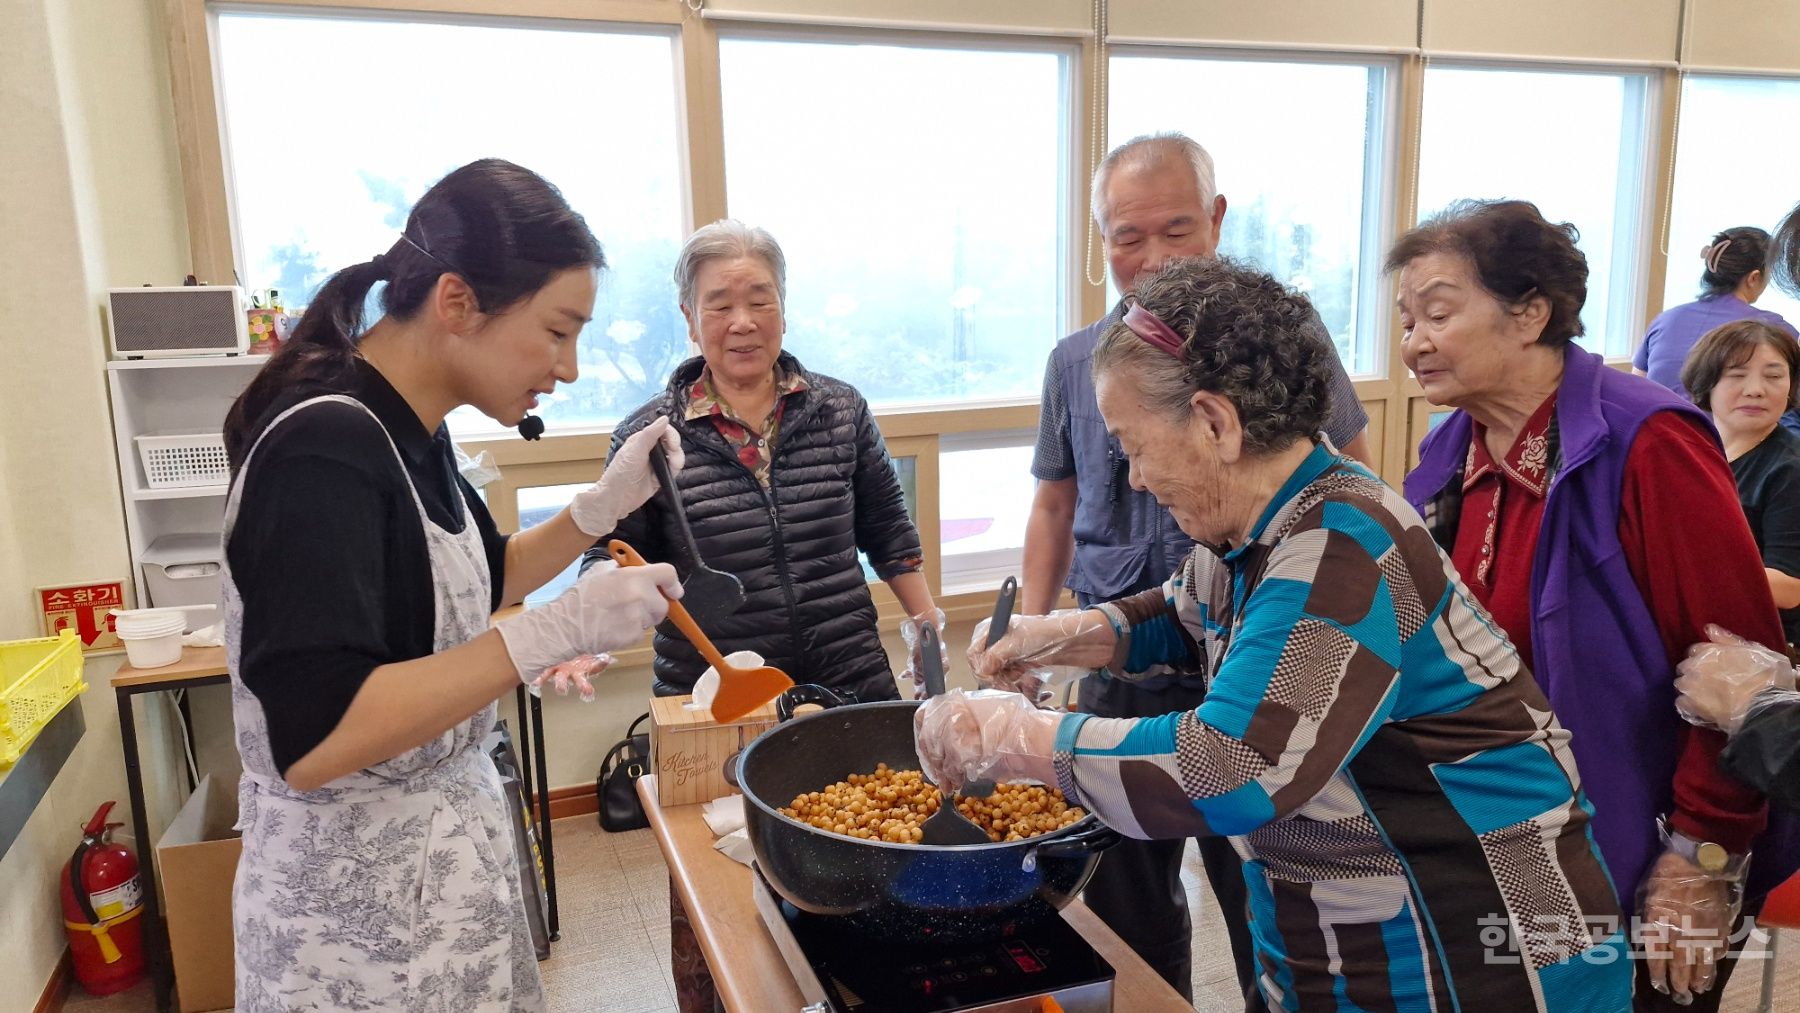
[637,773,1193,1011]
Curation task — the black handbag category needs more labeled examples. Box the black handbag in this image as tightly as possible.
[597,712,651,832]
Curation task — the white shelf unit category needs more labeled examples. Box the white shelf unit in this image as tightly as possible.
[106,355,266,609]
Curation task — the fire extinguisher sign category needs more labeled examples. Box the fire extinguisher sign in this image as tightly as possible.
[37,581,128,654]
[89,879,143,920]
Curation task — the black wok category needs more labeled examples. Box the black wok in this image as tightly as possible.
[735,684,1120,944]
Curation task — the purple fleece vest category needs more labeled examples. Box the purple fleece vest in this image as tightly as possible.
[1405,347,1716,903]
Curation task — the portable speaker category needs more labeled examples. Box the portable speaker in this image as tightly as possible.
[106,286,249,358]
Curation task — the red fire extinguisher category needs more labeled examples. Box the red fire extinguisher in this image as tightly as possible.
[60,801,146,996]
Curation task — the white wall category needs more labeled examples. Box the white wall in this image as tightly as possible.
[0,0,194,1000]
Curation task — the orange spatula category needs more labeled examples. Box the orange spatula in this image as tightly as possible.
[608,539,792,723]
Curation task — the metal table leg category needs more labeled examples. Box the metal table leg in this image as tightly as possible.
[118,686,172,1013]
[1756,928,1779,1013]
[528,691,558,939]
[511,686,535,809]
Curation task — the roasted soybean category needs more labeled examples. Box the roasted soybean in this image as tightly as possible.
[779,762,1086,844]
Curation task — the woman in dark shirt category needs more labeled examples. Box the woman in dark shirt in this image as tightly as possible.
[221,159,680,1011]
[1681,319,1800,648]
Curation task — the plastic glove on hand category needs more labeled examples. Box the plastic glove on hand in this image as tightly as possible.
[1674,624,1797,735]
[533,653,615,703]
[1639,845,1746,1004]
[899,608,949,701]
[912,688,1060,794]
[568,416,685,536]
[966,610,1113,697]
[497,559,681,689]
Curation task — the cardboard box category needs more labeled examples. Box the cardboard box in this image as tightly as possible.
[156,774,240,1013]
[649,695,779,807]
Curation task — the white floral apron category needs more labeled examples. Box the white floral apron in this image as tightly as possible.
[223,395,543,1012]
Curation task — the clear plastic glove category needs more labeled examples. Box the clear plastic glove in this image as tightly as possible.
[533,653,614,703]
[496,559,681,689]
[912,688,1061,794]
[1639,841,1747,1004]
[898,608,948,700]
[967,609,1115,698]
[1674,624,1797,735]
[567,416,685,537]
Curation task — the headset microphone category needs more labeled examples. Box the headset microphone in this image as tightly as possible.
[517,414,545,441]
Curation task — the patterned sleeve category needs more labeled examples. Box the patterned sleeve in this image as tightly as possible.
[1096,570,1205,679]
[1031,350,1074,481]
[1053,506,1405,839]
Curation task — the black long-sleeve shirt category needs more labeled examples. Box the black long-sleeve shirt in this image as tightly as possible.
[227,359,508,774]
[1725,692,1800,806]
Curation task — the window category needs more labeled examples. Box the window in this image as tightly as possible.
[1108,53,1395,377]
[1663,75,1800,327]
[1416,65,1654,359]
[718,34,1071,407]
[938,433,1035,593]
[858,456,919,583]
[214,9,687,436]
[515,484,589,607]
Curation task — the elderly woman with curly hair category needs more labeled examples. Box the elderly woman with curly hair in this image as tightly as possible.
[914,257,1631,1012]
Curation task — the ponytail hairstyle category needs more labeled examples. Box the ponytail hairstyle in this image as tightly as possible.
[1697,226,1770,299]
[1772,202,1800,301]
[224,158,604,469]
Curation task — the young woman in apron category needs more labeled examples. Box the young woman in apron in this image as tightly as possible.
[219,159,682,1011]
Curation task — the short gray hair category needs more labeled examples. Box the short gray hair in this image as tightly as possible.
[1090,133,1219,233]
[673,219,787,310]
[1092,257,1330,455]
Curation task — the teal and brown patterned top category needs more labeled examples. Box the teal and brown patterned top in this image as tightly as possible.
[1059,443,1631,1013]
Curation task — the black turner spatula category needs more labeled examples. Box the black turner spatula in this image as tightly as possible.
[651,443,746,624]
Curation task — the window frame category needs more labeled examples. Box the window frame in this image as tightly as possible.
[209,3,691,289]
[935,427,1037,595]
[1414,57,1661,362]
[712,21,1084,416]
[182,4,1090,620]
[1104,43,1405,379]
[172,0,1618,622]
[1659,70,1800,327]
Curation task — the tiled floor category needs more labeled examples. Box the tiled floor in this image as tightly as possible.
[59,813,1798,1012]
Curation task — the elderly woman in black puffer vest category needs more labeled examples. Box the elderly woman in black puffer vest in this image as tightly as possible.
[580,219,938,704]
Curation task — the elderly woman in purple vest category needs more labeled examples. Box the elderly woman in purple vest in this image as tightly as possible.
[1393,198,1790,1010]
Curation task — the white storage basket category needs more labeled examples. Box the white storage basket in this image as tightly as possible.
[140,533,224,610]
[135,431,230,489]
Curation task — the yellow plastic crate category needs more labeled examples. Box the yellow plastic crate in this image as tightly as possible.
[0,629,88,768]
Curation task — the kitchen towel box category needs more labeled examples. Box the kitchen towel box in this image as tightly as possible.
[649,695,778,807]
[157,774,241,1013]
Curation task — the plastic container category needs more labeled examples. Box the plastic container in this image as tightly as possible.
[140,533,223,610]
[112,609,187,670]
[135,431,229,489]
[0,629,88,768]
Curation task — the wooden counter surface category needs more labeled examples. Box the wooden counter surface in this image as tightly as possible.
[636,774,1191,1012]
[111,645,228,687]
[117,604,527,688]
